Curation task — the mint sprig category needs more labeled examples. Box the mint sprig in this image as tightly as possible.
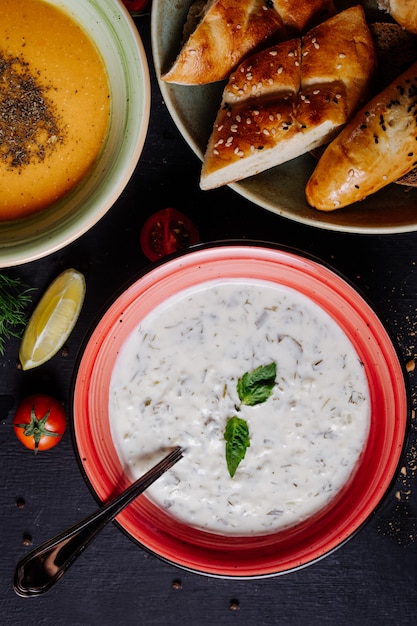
[237,362,277,406]
[224,362,276,478]
[224,416,250,478]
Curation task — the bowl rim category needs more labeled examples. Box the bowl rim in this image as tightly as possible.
[0,0,151,267]
[70,241,411,578]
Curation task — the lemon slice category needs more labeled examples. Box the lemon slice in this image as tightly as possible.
[19,268,86,370]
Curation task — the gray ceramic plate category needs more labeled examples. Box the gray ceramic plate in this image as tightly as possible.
[151,0,417,234]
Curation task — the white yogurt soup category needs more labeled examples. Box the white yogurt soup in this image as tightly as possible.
[109,278,370,535]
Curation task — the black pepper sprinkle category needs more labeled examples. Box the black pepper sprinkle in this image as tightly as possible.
[15,497,25,509]
[172,579,182,590]
[230,599,240,611]
[0,51,64,169]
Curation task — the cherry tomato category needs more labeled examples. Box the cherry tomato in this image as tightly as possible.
[121,0,149,12]
[13,394,67,454]
[140,208,200,262]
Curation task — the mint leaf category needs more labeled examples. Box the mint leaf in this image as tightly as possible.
[237,362,276,406]
[224,416,250,478]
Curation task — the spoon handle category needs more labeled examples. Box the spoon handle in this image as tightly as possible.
[13,446,183,597]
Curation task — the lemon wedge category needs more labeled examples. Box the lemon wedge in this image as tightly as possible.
[19,268,86,370]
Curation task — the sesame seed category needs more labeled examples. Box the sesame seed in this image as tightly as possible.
[277,66,283,74]
[314,42,320,49]
[313,89,320,95]
[339,53,346,58]
[246,118,251,124]
[246,72,253,80]
[262,129,270,136]
[269,50,277,56]
[336,64,342,70]
[235,115,241,123]
[213,149,219,155]
[231,124,238,132]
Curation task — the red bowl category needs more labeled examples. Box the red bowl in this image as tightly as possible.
[72,243,409,577]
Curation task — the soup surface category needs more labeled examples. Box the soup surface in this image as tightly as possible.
[0,0,110,221]
[109,278,370,535]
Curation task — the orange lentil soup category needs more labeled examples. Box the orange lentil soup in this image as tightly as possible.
[0,0,110,221]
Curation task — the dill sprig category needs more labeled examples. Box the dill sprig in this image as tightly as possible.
[0,273,34,356]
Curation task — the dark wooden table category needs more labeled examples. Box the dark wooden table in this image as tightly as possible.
[1,11,417,626]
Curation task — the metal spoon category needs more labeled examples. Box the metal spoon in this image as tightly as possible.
[13,446,183,597]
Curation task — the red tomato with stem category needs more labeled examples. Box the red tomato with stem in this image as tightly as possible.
[13,394,67,454]
[140,208,200,262]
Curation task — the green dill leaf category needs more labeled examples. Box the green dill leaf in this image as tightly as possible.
[224,416,250,478]
[0,274,34,356]
[236,362,276,406]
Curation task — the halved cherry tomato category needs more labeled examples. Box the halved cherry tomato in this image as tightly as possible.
[140,208,200,262]
[121,0,149,12]
[13,394,67,454]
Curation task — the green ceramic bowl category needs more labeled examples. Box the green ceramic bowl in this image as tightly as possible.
[0,0,150,267]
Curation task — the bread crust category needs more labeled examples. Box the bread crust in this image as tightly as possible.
[272,0,337,35]
[162,0,287,85]
[305,60,417,210]
[162,0,336,85]
[200,5,376,190]
[378,0,417,34]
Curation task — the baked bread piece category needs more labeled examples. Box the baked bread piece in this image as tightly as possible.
[377,0,417,34]
[200,5,376,191]
[272,0,336,35]
[161,0,336,85]
[309,22,417,185]
[370,21,417,89]
[369,21,417,186]
[305,60,417,211]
